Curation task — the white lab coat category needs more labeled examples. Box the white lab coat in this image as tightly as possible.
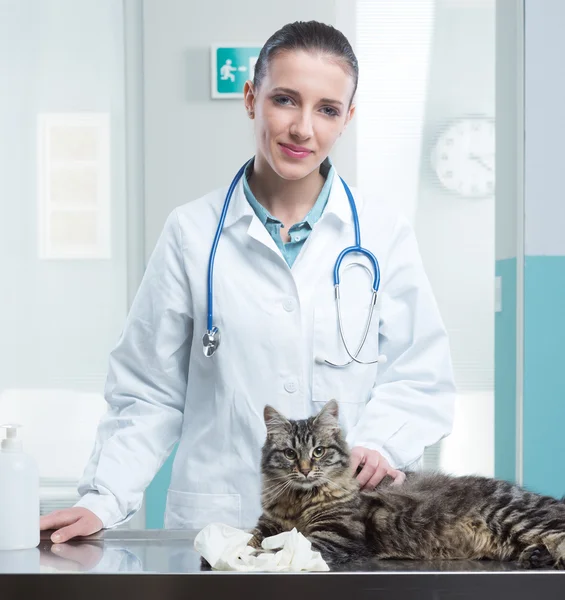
[76,170,456,531]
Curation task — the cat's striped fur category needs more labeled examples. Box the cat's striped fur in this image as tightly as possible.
[251,400,565,569]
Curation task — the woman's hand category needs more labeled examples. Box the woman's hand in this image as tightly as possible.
[350,446,406,490]
[40,508,103,543]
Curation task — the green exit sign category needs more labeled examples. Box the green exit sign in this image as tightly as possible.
[211,44,262,99]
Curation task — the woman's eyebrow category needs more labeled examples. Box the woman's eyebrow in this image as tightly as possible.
[271,86,344,107]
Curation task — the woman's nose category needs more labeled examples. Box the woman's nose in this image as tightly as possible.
[290,112,313,140]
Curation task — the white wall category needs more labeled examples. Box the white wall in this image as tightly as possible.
[441,391,494,477]
[0,0,128,392]
[0,0,145,526]
[495,0,522,263]
[524,0,565,256]
[142,0,356,253]
[412,0,495,475]
[415,0,495,394]
[356,0,435,224]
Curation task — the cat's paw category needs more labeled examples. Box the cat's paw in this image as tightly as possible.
[248,535,262,549]
[519,544,555,569]
[555,540,565,570]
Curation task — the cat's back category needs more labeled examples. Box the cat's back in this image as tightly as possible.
[367,471,511,515]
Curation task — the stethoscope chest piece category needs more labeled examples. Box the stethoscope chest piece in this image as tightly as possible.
[202,326,221,357]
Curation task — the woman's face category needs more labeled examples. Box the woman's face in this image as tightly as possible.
[244,50,356,181]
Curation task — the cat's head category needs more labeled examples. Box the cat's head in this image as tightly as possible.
[260,400,351,492]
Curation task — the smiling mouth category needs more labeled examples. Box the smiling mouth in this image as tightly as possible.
[281,143,311,152]
[279,143,313,159]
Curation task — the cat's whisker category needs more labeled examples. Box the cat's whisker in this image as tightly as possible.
[263,479,294,503]
[264,473,295,481]
[262,477,291,488]
[263,473,300,489]
[264,484,294,506]
[262,483,293,496]
[263,475,290,489]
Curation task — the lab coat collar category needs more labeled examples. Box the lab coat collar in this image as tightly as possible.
[222,164,361,230]
[323,171,361,226]
[221,177,282,257]
[222,178,254,229]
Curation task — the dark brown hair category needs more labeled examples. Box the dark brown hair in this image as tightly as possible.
[253,21,359,104]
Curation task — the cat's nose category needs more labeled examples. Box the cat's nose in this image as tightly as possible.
[299,466,312,477]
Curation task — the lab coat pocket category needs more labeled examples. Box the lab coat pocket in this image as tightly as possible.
[312,302,381,406]
[165,490,241,530]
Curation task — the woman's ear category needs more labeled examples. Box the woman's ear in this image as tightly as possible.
[243,80,256,119]
[341,102,356,135]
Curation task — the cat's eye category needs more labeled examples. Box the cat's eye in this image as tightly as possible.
[312,446,326,458]
[284,448,297,460]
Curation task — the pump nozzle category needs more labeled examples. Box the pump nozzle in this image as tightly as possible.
[1,423,23,452]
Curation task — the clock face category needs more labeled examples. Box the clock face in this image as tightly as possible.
[431,118,495,198]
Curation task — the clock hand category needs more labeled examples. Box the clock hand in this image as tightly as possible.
[469,153,494,172]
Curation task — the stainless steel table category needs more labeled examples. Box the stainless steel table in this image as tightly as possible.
[0,529,564,599]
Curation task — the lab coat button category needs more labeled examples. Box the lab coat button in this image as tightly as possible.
[284,379,298,393]
[283,298,296,312]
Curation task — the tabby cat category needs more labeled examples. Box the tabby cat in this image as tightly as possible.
[250,400,565,569]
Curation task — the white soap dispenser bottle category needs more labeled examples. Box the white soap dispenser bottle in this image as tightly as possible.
[0,424,40,550]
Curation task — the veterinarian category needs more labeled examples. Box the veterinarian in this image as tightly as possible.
[41,21,456,543]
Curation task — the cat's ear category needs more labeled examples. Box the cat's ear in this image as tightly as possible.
[313,399,339,430]
[264,405,292,436]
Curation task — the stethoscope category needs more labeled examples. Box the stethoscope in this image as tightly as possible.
[202,159,387,368]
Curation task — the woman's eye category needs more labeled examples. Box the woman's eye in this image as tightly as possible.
[274,95,293,106]
[313,446,326,458]
[321,106,339,117]
[284,449,297,460]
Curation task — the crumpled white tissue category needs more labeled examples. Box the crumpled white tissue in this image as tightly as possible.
[194,522,330,572]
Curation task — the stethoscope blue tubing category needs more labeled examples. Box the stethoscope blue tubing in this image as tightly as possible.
[206,159,380,333]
